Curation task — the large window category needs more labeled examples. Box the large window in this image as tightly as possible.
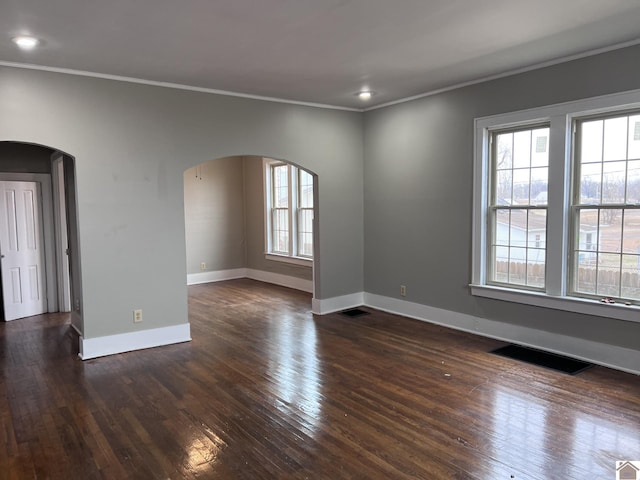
[264,159,314,263]
[572,113,640,300]
[489,126,549,289]
[472,90,640,322]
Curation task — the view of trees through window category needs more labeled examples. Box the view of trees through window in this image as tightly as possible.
[487,113,640,301]
[573,113,640,300]
[490,126,549,288]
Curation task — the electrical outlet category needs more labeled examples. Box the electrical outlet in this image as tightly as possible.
[400,285,406,297]
[133,309,143,323]
[200,262,206,271]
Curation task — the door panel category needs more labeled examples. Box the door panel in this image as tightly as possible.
[0,181,47,320]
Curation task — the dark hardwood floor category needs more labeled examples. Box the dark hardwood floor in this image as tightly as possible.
[1,279,639,479]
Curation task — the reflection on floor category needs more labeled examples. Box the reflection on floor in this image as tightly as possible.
[1,279,639,479]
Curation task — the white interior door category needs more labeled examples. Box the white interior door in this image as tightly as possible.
[0,181,47,321]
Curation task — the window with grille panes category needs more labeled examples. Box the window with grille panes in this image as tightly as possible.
[264,159,314,263]
[571,111,640,302]
[472,90,640,323]
[488,126,549,290]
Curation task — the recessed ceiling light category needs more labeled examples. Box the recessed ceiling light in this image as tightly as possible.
[358,90,373,101]
[12,35,40,50]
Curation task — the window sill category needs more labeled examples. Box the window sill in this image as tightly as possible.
[265,253,313,267]
[470,284,640,323]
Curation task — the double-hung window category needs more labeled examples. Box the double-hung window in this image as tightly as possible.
[572,112,640,300]
[472,90,640,322]
[488,125,549,289]
[264,159,314,263]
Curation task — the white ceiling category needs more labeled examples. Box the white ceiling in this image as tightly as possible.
[2,0,640,109]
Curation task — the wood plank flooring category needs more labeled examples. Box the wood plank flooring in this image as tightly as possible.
[1,278,639,479]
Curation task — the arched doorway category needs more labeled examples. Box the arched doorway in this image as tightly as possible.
[183,155,319,298]
[0,142,82,333]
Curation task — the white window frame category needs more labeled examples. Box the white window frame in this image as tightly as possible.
[263,159,313,266]
[472,89,640,323]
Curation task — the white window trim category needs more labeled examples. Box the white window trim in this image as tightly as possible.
[263,158,313,265]
[472,88,640,323]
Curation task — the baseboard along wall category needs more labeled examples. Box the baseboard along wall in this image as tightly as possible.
[82,272,640,374]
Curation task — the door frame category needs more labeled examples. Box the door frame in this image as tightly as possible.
[51,154,71,312]
[0,173,57,314]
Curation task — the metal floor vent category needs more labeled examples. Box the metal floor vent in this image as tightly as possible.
[491,344,592,375]
[340,308,370,318]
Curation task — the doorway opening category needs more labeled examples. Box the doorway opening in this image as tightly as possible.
[0,142,82,332]
[183,155,319,300]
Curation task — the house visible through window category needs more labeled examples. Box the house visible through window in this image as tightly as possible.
[472,90,640,322]
[264,159,314,263]
[572,112,640,300]
[489,126,549,290]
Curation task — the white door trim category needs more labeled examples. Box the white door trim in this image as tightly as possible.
[0,173,57,314]
[51,154,71,312]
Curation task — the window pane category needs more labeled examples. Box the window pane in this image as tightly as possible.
[532,128,549,165]
[509,209,527,248]
[298,208,313,257]
[603,116,628,161]
[508,247,527,285]
[527,210,547,248]
[577,209,599,250]
[599,208,622,253]
[513,130,531,169]
[494,209,510,247]
[575,253,597,295]
[621,254,640,300]
[578,162,602,204]
[495,169,513,205]
[526,249,545,288]
[580,120,603,164]
[628,115,640,160]
[626,160,640,203]
[602,161,626,204]
[299,170,313,208]
[272,208,289,253]
[512,169,530,204]
[273,165,289,208]
[622,210,640,254]
[596,253,620,297]
[531,167,548,205]
[491,245,509,283]
[496,132,513,169]
[574,209,598,295]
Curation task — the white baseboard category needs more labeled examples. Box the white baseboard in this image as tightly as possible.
[79,323,191,360]
[187,268,247,285]
[364,293,640,375]
[246,269,313,293]
[312,292,365,315]
[187,268,313,293]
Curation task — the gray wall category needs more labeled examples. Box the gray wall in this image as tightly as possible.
[363,44,640,351]
[0,67,363,339]
[184,157,246,274]
[4,41,638,359]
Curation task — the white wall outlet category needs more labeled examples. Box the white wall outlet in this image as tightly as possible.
[133,309,143,323]
[200,262,206,271]
[400,285,406,297]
